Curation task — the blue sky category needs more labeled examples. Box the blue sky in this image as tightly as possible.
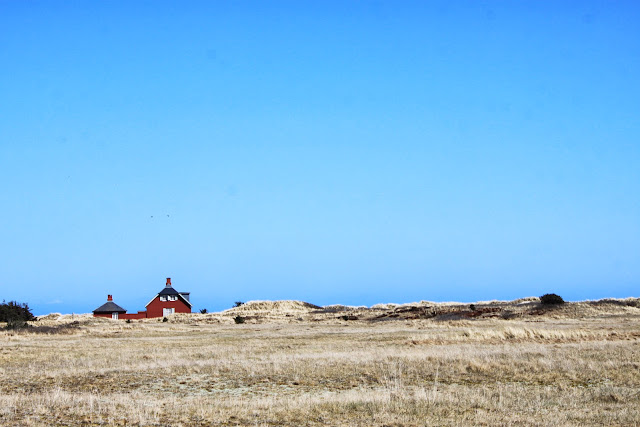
[1,1,638,315]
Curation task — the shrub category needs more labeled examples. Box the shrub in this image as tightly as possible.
[5,319,30,330]
[31,321,80,334]
[469,304,477,312]
[5,320,82,334]
[500,310,517,320]
[199,308,208,314]
[540,293,565,305]
[0,300,36,323]
[234,315,245,324]
[125,319,131,323]
[162,317,168,322]
[234,301,244,308]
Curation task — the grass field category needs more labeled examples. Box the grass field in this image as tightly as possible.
[1,298,639,426]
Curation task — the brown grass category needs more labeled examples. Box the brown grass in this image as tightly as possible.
[1,298,639,426]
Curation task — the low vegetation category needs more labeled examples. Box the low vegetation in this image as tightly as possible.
[540,293,565,305]
[1,297,638,425]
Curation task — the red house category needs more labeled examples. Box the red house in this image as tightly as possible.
[92,278,192,319]
[145,278,192,318]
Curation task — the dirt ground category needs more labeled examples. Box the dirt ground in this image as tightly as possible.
[1,298,639,426]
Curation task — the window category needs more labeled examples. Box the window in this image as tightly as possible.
[163,308,175,317]
[112,312,118,320]
[169,295,177,301]
[160,296,167,301]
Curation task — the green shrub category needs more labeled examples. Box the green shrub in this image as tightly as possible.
[469,304,477,311]
[162,317,168,322]
[540,293,565,305]
[234,315,245,324]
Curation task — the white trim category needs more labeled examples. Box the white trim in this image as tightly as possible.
[145,294,160,308]
[178,294,192,307]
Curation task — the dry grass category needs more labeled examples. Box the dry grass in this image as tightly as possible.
[1,298,639,426]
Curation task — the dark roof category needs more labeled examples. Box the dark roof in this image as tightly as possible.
[145,285,193,308]
[93,301,127,313]
[158,286,181,296]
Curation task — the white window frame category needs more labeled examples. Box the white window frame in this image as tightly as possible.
[112,312,118,320]
[160,296,167,301]
[163,308,175,317]
[169,295,177,301]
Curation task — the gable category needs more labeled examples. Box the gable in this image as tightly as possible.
[145,293,192,308]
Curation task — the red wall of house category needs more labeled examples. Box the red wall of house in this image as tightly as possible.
[120,311,148,320]
[146,297,191,318]
[93,312,142,319]
[93,313,116,319]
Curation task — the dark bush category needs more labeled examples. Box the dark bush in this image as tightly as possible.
[126,319,131,323]
[162,317,168,322]
[31,321,81,334]
[200,308,208,314]
[5,319,30,330]
[540,293,565,305]
[0,300,36,323]
[6,321,83,334]
[234,301,244,308]
[591,298,640,308]
[500,310,517,320]
[234,315,245,324]
[469,304,477,312]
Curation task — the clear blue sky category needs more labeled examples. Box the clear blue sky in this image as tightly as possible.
[1,1,638,315]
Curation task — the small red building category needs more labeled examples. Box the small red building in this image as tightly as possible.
[92,295,127,319]
[92,278,192,319]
